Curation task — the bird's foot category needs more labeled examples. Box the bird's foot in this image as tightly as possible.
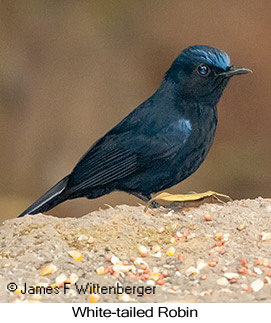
[144,191,232,211]
[132,192,165,209]
[150,200,162,208]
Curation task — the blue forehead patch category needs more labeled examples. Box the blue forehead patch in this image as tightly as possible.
[181,45,231,70]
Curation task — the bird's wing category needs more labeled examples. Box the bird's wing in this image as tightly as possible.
[66,101,192,193]
[66,129,180,193]
[67,136,138,192]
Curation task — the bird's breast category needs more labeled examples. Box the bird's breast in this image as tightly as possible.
[161,118,193,145]
[174,104,218,181]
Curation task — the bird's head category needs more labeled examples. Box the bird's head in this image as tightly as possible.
[164,45,251,105]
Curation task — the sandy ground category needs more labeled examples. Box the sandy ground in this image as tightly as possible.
[1,198,271,303]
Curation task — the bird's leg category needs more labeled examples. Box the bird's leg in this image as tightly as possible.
[131,192,150,202]
[131,192,161,208]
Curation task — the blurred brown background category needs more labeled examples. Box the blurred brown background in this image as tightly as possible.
[1,0,270,220]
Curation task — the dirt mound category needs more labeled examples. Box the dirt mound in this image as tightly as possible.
[1,198,271,302]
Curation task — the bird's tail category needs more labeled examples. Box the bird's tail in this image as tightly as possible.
[18,176,70,217]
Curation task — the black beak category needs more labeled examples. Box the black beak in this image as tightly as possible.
[220,66,252,78]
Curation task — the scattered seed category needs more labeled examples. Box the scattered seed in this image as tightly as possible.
[151,272,160,281]
[106,255,112,262]
[105,266,113,274]
[260,232,271,241]
[162,269,168,278]
[152,251,162,258]
[242,284,252,292]
[167,247,175,256]
[219,248,226,255]
[223,233,230,241]
[152,245,161,253]
[205,234,213,238]
[69,273,79,284]
[119,294,131,302]
[56,274,67,285]
[78,235,88,241]
[186,266,199,276]
[156,279,165,285]
[251,279,264,292]
[177,254,185,261]
[113,264,134,273]
[204,214,212,221]
[197,259,207,270]
[215,239,225,247]
[40,264,57,276]
[238,268,250,275]
[165,210,174,217]
[68,250,82,261]
[89,294,100,303]
[254,258,269,267]
[157,226,165,233]
[175,231,182,238]
[224,273,239,280]
[14,288,23,294]
[254,267,263,275]
[200,274,207,280]
[111,255,121,265]
[240,258,248,268]
[199,289,212,296]
[175,271,181,277]
[88,236,95,243]
[217,277,229,286]
[237,224,245,231]
[134,257,147,266]
[146,280,155,286]
[152,266,159,273]
[138,246,148,257]
[96,266,105,275]
[31,294,42,301]
[229,278,237,284]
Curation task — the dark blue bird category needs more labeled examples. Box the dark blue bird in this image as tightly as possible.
[18,45,251,217]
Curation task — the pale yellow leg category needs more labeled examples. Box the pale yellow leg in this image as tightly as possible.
[145,191,232,211]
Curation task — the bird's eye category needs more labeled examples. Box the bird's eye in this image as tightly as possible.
[197,64,210,76]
